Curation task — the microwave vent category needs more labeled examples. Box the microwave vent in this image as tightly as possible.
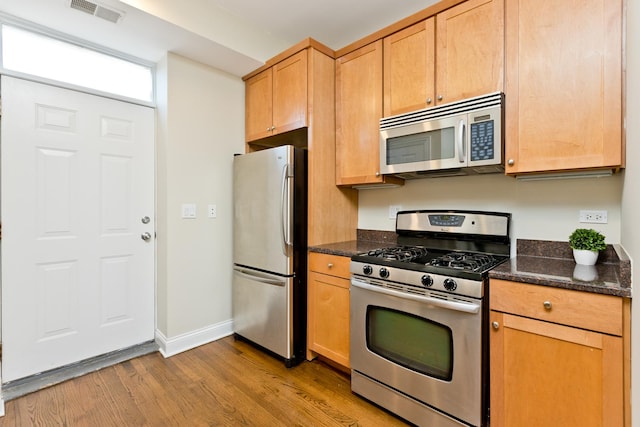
[380,92,504,130]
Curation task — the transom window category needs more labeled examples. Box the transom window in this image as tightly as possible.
[1,24,153,103]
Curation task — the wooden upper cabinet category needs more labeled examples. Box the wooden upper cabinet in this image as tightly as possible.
[245,68,273,142]
[383,18,435,116]
[383,0,503,116]
[336,40,401,186]
[435,0,504,105]
[245,50,308,142]
[504,0,623,175]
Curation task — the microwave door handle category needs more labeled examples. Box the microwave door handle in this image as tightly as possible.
[457,119,466,163]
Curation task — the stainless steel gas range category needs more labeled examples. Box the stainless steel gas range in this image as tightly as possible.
[350,210,511,427]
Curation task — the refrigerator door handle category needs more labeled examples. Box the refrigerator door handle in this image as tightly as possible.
[233,267,287,286]
[280,163,292,257]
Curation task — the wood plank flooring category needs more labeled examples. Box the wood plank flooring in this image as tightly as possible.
[0,336,411,426]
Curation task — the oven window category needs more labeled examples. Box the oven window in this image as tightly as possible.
[366,306,453,381]
[386,127,455,165]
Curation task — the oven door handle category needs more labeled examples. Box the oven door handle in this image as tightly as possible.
[351,279,480,314]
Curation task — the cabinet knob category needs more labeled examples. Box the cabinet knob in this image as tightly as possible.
[437,95,443,101]
[271,126,276,131]
[426,97,433,105]
[543,301,552,310]
[327,263,334,269]
[507,159,515,166]
[492,321,500,330]
[375,171,380,177]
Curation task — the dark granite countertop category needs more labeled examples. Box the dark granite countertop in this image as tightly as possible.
[309,233,632,299]
[308,240,395,258]
[490,240,631,298]
[308,230,398,257]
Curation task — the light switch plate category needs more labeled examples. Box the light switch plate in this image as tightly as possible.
[181,203,197,218]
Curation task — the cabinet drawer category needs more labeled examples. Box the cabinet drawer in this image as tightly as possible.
[308,252,351,279]
[490,279,623,336]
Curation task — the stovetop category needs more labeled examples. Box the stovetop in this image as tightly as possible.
[359,246,506,274]
[350,210,511,298]
[351,246,508,281]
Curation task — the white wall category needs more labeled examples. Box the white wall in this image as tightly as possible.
[155,53,245,356]
[358,173,623,254]
[622,0,640,425]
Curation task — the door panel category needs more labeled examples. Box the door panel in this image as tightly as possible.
[1,76,155,382]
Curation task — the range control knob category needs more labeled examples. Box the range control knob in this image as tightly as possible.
[443,278,457,291]
[421,275,433,287]
[363,265,373,275]
[379,267,390,279]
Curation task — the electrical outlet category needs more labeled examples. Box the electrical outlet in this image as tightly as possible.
[389,205,403,219]
[579,210,608,224]
[208,204,217,218]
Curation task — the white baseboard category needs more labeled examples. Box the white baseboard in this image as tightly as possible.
[0,396,4,417]
[155,320,234,358]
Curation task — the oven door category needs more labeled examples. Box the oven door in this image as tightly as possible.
[380,113,467,175]
[350,277,483,426]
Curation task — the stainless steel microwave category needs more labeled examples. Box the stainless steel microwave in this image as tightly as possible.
[380,92,504,178]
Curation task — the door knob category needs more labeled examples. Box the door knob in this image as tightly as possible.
[141,232,152,241]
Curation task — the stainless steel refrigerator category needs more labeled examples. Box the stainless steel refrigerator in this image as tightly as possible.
[232,145,307,367]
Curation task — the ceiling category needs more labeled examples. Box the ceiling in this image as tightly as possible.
[0,0,438,76]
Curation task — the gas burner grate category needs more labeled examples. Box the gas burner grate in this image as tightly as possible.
[429,252,499,272]
[366,246,428,262]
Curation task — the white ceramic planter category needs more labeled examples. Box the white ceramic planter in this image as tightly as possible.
[572,249,599,266]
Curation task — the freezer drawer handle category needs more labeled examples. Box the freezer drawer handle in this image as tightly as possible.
[233,268,286,286]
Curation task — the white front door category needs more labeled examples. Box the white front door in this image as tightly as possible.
[1,76,155,382]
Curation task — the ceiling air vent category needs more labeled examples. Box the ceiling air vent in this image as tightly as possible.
[69,0,124,24]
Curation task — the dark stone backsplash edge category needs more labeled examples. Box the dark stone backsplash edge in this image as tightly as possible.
[357,229,398,244]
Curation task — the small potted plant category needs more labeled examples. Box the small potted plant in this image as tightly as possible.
[569,228,607,265]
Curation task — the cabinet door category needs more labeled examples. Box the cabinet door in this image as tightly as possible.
[436,0,504,105]
[336,41,385,186]
[273,50,308,135]
[245,68,273,142]
[504,0,622,174]
[490,311,623,427]
[383,19,435,116]
[307,270,350,368]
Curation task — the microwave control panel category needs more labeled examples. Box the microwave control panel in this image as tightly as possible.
[470,120,495,161]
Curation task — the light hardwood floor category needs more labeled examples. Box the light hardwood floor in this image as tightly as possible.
[0,336,410,426]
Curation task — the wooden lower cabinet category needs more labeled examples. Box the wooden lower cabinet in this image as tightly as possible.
[307,252,351,369]
[490,279,628,427]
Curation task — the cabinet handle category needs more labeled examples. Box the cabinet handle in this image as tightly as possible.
[426,97,432,105]
[327,263,334,269]
[543,301,552,310]
[492,321,500,330]
[437,95,443,101]
[507,159,515,166]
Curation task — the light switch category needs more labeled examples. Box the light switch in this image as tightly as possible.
[181,203,197,218]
